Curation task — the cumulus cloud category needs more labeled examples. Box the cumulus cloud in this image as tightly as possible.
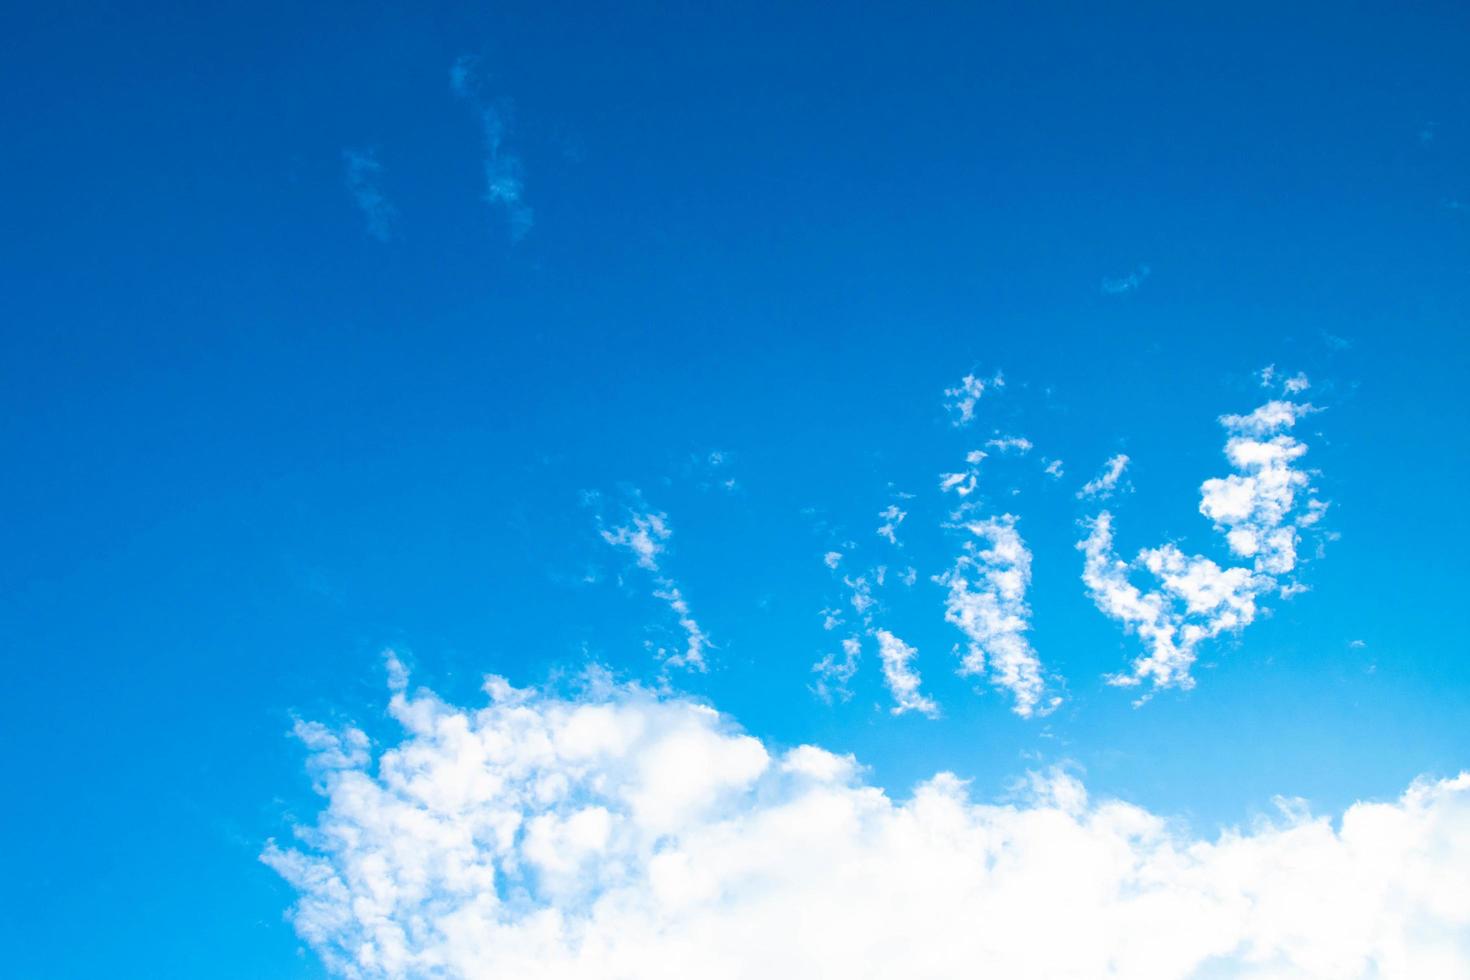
[937,515,1055,717]
[343,148,396,242]
[1080,394,1326,692]
[601,509,707,670]
[986,435,1033,455]
[874,628,939,717]
[266,664,1470,980]
[450,55,533,240]
[1078,454,1131,500]
[943,371,1003,427]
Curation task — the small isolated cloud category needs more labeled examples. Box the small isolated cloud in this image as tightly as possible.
[822,550,843,570]
[343,148,396,242]
[1101,264,1151,295]
[985,435,1033,455]
[874,628,939,716]
[1043,458,1064,479]
[1080,393,1327,693]
[875,504,907,545]
[267,664,1470,979]
[939,449,986,498]
[943,371,1004,427]
[1077,454,1130,500]
[600,507,707,670]
[450,55,533,241]
[937,515,1055,717]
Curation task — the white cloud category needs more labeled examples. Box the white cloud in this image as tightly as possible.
[939,449,986,498]
[822,550,843,570]
[601,509,707,671]
[1200,402,1322,577]
[343,148,396,242]
[1080,394,1327,692]
[986,435,1033,455]
[943,371,1003,427]
[1043,458,1064,479]
[267,665,1470,980]
[1078,454,1131,500]
[874,628,939,717]
[811,635,861,702]
[937,515,1055,717]
[875,505,907,545]
[601,512,670,572]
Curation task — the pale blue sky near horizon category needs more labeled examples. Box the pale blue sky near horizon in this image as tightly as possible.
[3,2,1469,975]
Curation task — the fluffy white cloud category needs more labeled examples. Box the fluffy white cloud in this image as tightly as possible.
[943,371,1003,427]
[937,515,1055,716]
[1078,454,1131,500]
[267,664,1470,980]
[874,628,939,717]
[1080,394,1326,692]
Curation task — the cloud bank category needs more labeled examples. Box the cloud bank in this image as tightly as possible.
[266,663,1470,979]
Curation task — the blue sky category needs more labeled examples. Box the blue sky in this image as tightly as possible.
[4,3,1470,977]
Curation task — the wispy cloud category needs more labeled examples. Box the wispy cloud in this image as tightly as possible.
[985,435,1033,455]
[450,55,533,241]
[1101,264,1150,295]
[267,662,1470,979]
[1077,453,1130,500]
[874,628,939,716]
[600,505,708,670]
[343,148,396,242]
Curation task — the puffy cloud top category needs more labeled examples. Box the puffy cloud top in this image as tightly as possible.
[266,660,1470,979]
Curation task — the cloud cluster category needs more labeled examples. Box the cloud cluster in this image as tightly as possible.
[1080,385,1325,692]
[937,515,1055,717]
[811,550,937,713]
[943,371,1003,427]
[601,509,708,670]
[266,665,1470,980]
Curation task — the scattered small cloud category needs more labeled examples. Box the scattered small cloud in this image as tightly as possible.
[600,505,707,670]
[1077,454,1130,500]
[944,371,1004,427]
[985,435,1033,455]
[876,504,907,545]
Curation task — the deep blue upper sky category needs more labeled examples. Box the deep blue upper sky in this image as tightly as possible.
[3,2,1469,976]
